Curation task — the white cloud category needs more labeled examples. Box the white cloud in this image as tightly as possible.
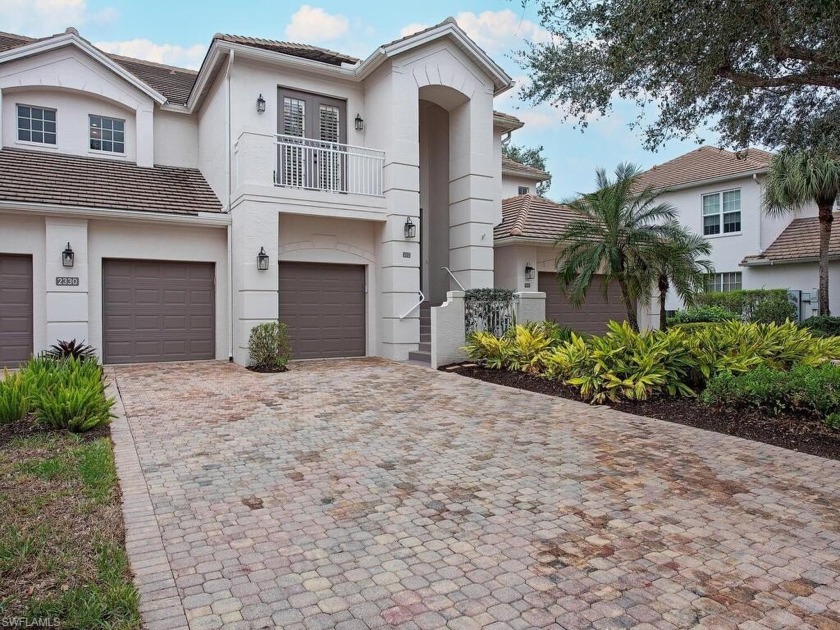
[94,39,206,70]
[453,10,551,53]
[284,5,349,43]
[0,0,116,37]
[399,23,429,39]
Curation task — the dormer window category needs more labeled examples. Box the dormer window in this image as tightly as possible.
[90,115,125,154]
[17,105,56,145]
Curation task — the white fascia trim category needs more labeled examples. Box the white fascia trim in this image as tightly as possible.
[654,168,769,194]
[494,236,556,247]
[0,201,230,227]
[741,256,835,267]
[501,168,550,182]
[0,33,167,105]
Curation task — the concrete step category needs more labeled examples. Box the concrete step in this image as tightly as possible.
[418,341,430,353]
[420,333,431,343]
[408,350,431,363]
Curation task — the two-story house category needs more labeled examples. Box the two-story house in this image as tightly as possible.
[0,19,527,367]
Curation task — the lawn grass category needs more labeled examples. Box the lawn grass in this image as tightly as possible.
[0,428,140,629]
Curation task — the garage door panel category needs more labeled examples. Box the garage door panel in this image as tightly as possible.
[540,272,627,335]
[278,262,365,360]
[103,260,215,364]
[0,255,33,368]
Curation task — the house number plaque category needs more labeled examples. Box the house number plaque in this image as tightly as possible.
[55,277,80,286]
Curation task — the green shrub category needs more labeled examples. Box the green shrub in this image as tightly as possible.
[464,322,573,372]
[0,371,30,424]
[701,363,840,420]
[10,357,113,432]
[248,322,292,370]
[668,306,739,325]
[802,315,840,338]
[695,289,796,323]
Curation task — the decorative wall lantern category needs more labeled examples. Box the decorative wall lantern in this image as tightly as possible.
[256,94,266,114]
[354,113,364,131]
[404,217,416,239]
[524,262,535,280]
[257,247,269,271]
[62,242,75,268]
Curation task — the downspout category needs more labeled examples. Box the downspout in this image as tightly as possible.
[753,173,762,253]
[226,50,235,362]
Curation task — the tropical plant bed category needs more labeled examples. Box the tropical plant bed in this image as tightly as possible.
[245,364,289,373]
[442,363,840,461]
[0,418,140,628]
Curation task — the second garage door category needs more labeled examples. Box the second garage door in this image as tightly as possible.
[0,254,33,368]
[540,272,628,335]
[279,262,365,359]
[103,259,215,364]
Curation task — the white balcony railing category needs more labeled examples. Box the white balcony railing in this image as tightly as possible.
[275,134,385,197]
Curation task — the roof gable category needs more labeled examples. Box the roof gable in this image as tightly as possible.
[0,29,167,104]
[495,195,583,242]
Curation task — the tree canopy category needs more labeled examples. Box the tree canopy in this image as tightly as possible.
[502,142,551,196]
[518,0,840,152]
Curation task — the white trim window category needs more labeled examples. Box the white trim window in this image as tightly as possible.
[702,189,741,236]
[17,104,56,144]
[90,115,125,153]
[705,272,742,292]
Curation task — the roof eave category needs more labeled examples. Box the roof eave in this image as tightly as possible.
[0,199,229,225]
[501,167,550,182]
[0,32,167,105]
[494,235,557,247]
[647,167,769,194]
[741,254,840,267]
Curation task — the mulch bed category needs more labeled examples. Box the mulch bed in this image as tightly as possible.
[246,365,289,373]
[442,363,840,461]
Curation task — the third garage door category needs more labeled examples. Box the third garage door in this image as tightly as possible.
[278,262,365,359]
[0,254,33,368]
[540,272,627,335]
[103,259,215,364]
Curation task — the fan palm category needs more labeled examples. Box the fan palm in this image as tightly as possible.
[645,223,714,330]
[764,148,840,316]
[555,163,677,331]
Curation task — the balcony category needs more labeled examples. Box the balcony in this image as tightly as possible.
[274,134,384,197]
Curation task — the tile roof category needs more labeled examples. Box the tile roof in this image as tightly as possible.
[0,148,222,215]
[493,110,524,131]
[502,156,550,181]
[495,195,583,242]
[108,54,197,105]
[0,31,36,52]
[742,215,840,265]
[213,34,358,66]
[637,146,774,191]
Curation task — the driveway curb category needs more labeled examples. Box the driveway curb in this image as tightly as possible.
[107,370,189,630]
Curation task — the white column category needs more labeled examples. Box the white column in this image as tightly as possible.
[44,217,89,348]
[136,107,154,167]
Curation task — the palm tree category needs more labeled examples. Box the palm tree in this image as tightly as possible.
[764,148,840,316]
[646,223,714,330]
[555,163,677,331]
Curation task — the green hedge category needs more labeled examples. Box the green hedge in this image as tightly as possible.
[802,316,840,338]
[701,363,840,427]
[694,289,796,324]
[668,306,739,325]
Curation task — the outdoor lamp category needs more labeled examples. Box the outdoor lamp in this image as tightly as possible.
[354,113,364,131]
[62,242,74,268]
[257,247,269,271]
[256,94,266,113]
[525,262,535,280]
[404,217,416,239]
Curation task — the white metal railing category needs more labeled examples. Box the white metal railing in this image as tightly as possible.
[441,266,466,291]
[275,133,385,197]
[399,291,426,320]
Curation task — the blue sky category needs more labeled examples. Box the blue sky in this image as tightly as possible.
[1,0,717,199]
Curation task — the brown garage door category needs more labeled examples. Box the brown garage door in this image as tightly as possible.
[540,272,627,335]
[279,262,365,359]
[0,254,33,368]
[103,259,215,364]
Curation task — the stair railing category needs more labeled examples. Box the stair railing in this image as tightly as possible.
[441,266,466,291]
[399,290,426,319]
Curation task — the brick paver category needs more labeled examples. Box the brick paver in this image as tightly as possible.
[112,359,840,629]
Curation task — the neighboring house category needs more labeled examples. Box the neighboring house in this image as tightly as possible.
[0,19,521,367]
[501,156,549,198]
[633,146,821,326]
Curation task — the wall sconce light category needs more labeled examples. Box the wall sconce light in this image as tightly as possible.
[62,242,74,268]
[256,94,266,114]
[525,262,535,280]
[404,217,416,239]
[354,113,364,131]
[257,246,269,271]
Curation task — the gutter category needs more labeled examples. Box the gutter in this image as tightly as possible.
[741,255,840,267]
[0,201,230,226]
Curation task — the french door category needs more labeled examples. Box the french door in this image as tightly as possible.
[277,88,347,191]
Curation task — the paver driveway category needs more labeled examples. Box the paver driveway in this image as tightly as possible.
[111,359,840,630]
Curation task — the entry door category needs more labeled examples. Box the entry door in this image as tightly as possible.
[0,254,33,368]
[277,88,347,191]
